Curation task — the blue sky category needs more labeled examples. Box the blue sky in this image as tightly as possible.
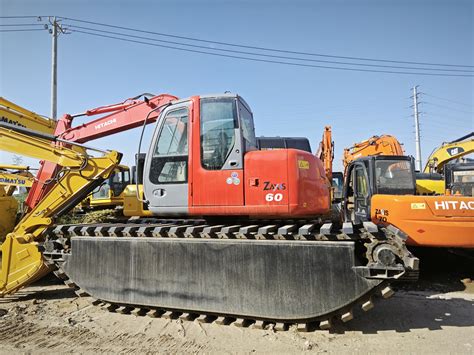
[1,0,473,171]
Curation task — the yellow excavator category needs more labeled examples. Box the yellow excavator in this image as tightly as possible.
[80,165,131,210]
[417,132,474,195]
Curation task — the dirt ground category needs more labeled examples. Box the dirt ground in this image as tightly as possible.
[1,249,473,354]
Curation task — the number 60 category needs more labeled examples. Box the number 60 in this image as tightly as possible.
[265,193,283,202]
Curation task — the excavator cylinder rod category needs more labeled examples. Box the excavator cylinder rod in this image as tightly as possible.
[61,237,382,322]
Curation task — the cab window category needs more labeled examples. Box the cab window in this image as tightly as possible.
[355,166,368,198]
[375,160,415,194]
[239,102,257,151]
[200,98,237,170]
[150,108,188,184]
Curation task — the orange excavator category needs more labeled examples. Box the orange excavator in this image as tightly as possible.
[341,135,474,249]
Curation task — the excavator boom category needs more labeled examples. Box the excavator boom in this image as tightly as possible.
[423,132,474,174]
[0,97,56,134]
[316,126,334,182]
[26,93,177,209]
[343,135,404,169]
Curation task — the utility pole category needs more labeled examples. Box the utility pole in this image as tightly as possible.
[49,17,66,120]
[412,85,422,172]
[50,17,58,120]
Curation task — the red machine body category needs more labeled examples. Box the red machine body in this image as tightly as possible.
[189,149,330,217]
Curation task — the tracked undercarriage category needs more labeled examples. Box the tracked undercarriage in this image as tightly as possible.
[42,219,419,331]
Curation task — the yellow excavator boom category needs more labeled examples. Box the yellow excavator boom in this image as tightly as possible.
[0,97,56,135]
[423,132,474,174]
[0,122,121,296]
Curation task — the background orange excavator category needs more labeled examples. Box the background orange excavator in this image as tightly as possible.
[341,134,473,249]
[343,135,404,169]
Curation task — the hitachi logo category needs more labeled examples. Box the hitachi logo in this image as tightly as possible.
[434,201,474,210]
[95,118,117,130]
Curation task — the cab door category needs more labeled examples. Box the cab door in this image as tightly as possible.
[353,164,370,223]
[192,96,245,207]
[144,102,190,214]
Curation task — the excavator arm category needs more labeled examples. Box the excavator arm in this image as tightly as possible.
[0,122,121,296]
[316,126,334,182]
[343,135,404,170]
[26,93,177,209]
[423,132,474,174]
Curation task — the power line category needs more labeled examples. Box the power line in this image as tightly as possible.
[0,15,49,19]
[424,101,473,114]
[0,29,47,32]
[420,113,470,125]
[59,16,474,69]
[63,24,473,73]
[0,23,45,26]
[68,29,474,77]
[421,120,468,129]
[422,93,472,107]
[423,111,472,122]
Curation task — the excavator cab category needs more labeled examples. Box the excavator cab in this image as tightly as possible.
[143,93,330,217]
[444,162,474,196]
[343,156,416,223]
[81,165,131,210]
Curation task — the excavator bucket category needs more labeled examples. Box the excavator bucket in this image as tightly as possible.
[0,235,50,296]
